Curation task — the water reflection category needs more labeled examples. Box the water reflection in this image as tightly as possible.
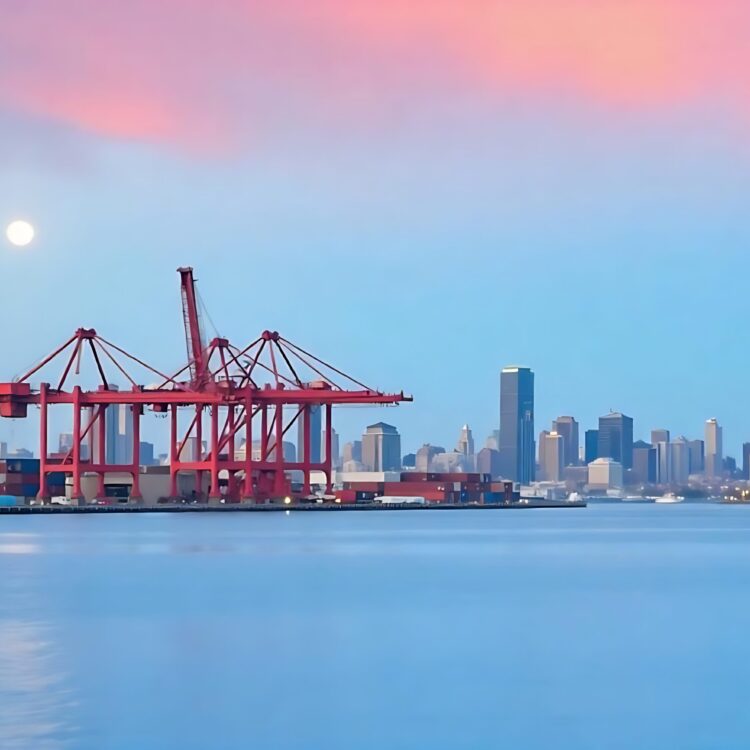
[0,619,76,749]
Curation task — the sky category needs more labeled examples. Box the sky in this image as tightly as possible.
[2,0,750,457]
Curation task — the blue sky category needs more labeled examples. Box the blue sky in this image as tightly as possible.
[2,2,750,457]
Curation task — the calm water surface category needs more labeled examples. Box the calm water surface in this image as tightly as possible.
[2,504,750,749]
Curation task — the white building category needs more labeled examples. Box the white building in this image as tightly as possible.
[705,418,723,478]
[588,458,623,490]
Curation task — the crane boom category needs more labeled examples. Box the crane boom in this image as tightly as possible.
[177,267,206,385]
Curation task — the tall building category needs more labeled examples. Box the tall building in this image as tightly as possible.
[58,433,74,453]
[597,412,634,470]
[415,444,444,472]
[456,425,475,460]
[552,416,579,467]
[584,429,599,464]
[361,423,401,471]
[297,405,322,463]
[632,440,656,484]
[139,441,155,466]
[705,419,723,478]
[670,437,691,484]
[539,431,564,482]
[476,447,501,478]
[651,429,670,445]
[743,443,750,480]
[322,427,340,468]
[106,403,133,464]
[654,440,671,484]
[688,439,704,475]
[342,440,362,464]
[499,366,535,483]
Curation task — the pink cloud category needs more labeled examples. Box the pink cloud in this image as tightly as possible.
[1,0,748,152]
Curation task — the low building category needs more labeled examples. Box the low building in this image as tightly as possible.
[587,458,623,490]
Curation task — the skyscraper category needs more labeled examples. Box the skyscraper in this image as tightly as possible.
[499,366,535,483]
[705,418,723,478]
[455,425,475,459]
[552,416,579,466]
[539,431,564,482]
[651,429,670,445]
[597,412,634,470]
[297,405,321,463]
[687,439,704,475]
[361,423,401,471]
[632,440,656,484]
[670,437,691,484]
[654,440,671,484]
[584,429,599,464]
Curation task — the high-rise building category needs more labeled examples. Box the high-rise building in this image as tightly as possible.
[743,443,750,480]
[499,366,535,483]
[322,427,340,468]
[687,439,704,475]
[584,429,599,464]
[456,425,475,459]
[58,433,74,453]
[476,447,501,478]
[106,403,133,464]
[538,430,550,472]
[705,419,723,478]
[632,440,656,484]
[139,441,155,466]
[342,440,362,464]
[651,429,670,445]
[297,405,322,463]
[485,430,501,451]
[597,412,634,469]
[361,423,401,471]
[552,416,579,467]
[670,437,691,484]
[415,444,444,472]
[654,440,671,484]
[539,431,564,482]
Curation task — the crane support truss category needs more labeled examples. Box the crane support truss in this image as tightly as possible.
[0,270,411,502]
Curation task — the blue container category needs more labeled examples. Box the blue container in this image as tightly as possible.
[0,495,19,507]
[20,484,40,497]
[4,458,40,474]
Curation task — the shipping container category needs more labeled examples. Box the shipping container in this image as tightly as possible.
[4,458,39,474]
[0,495,19,507]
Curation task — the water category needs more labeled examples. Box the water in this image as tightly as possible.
[2,504,750,749]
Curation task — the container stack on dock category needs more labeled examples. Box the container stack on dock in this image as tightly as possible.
[0,458,64,499]
[337,472,518,504]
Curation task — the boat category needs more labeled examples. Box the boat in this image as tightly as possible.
[655,493,684,504]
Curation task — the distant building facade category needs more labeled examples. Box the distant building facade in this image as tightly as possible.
[476,447,501,478]
[670,437,691,484]
[539,431,564,482]
[362,423,401,472]
[588,458,623,490]
[552,416,579,467]
[705,419,723,478]
[584,429,599,464]
[499,366,535,483]
[632,440,656,484]
[597,412,634,470]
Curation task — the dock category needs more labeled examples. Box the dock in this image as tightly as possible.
[0,500,586,514]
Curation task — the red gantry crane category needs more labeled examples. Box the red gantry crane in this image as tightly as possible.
[0,268,411,503]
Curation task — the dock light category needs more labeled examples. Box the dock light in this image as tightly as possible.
[283,496,291,505]
[335,497,341,504]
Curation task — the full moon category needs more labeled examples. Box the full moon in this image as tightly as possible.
[6,220,35,247]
